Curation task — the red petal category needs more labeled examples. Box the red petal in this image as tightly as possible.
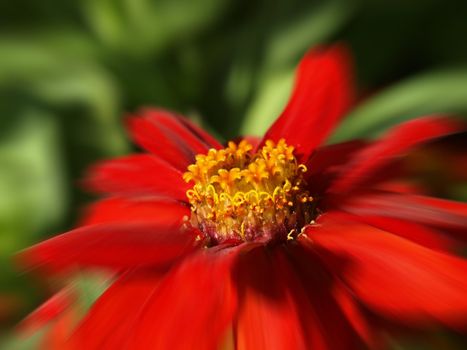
[127,109,221,171]
[40,307,76,350]
[19,288,74,334]
[304,140,367,194]
[128,247,238,350]
[175,112,224,150]
[302,213,467,329]
[85,154,188,201]
[70,271,161,350]
[370,180,426,195]
[275,246,367,350]
[262,45,353,161]
[20,223,199,272]
[331,280,375,347]
[342,214,457,252]
[340,192,467,242]
[234,247,307,350]
[330,117,462,193]
[411,194,467,217]
[81,197,189,226]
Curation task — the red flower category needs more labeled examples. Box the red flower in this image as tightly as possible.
[22,46,467,349]
[19,288,77,350]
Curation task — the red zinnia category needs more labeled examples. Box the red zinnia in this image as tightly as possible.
[23,45,467,349]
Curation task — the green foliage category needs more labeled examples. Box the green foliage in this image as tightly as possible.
[0,0,466,348]
[241,0,355,136]
[330,69,467,142]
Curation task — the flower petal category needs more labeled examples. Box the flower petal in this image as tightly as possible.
[330,279,376,348]
[276,246,368,350]
[329,116,462,193]
[304,140,367,194]
[69,271,161,350]
[19,288,74,334]
[234,247,307,350]
[302,213,467,329]
[341,213,457,252]
[81,197,189,226]
[40,306,76,350]
[127,109,221,171]
[340,192,467,243]
[262,45,353,161]
[20,223,199,272]
[175,112,224,150]
[127,247,238,350]
[85,154,189,201]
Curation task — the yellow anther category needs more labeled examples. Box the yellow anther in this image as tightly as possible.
[183,139,314,242]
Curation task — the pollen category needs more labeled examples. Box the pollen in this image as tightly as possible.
[183,139,314,244]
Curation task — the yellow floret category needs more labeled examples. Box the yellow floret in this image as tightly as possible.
[183,139,314,243]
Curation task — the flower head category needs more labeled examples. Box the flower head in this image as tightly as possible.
[21,45,467,349]
[184,138,314,243]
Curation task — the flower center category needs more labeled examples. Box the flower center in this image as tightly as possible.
[183,139,314,244]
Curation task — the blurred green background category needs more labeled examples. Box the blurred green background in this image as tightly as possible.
[1,0,467,348]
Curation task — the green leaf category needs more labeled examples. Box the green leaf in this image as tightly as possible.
[0,110,68,328]
[0,37,128,156]
[263,0,357,70]
[82,0,230,55]
[0,330,45,350]
[29,65,127,155]
[74,272,110,312]
[240,0,355,136]
[0,111,67,253]
[240,69,295,137]
[330,69,467,142]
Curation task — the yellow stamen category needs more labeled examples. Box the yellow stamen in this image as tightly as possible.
[184,139,314,243]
